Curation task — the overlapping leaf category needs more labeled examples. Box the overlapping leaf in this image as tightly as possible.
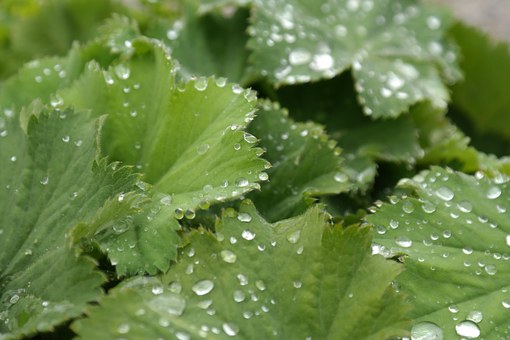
[248,101,350,221]
[58,38,269,216]
[367,167,510,339]
[73,201,410,339]
[248,0,460,117]
[277,74,423,191]
[0,107,139,338]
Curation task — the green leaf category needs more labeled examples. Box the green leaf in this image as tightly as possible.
[410,102,510,174]
[248,101,350,221]
[0,107,138,338]
[59,38,269,216]
[366,166,510,339]
[277,73,424,191]
[73,201,410,339]
[0,0,120,79]
[248,0,460,117]
[450,23,510,140]
[150,5,251,84]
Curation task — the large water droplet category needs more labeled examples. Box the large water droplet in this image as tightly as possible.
[436,186,454,201]
[220,250,237,264]
[455,320,480,338]
[237,213,252,223]
[487,186,501,199]
[192,280,214,296]
[222,322,239,337]
[242,230,256,240]
[411,321,444,340]
[114,64,131,80]
[289,48,312,65]
[310,53,334,71]
[286,230,301,244]
[395,236,412,248]
[233,290,245,302]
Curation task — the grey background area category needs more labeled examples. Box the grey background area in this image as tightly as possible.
[427,0,510,42]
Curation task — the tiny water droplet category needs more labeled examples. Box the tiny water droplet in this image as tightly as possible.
[237,213,252,223]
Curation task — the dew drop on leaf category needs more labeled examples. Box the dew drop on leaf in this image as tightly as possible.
[237,213,252,223]
[486,186,502,200]
[286,230,301,244]
[467,310,483,323]
[289,48,312,65]
[222,322,239,337]
[455,320,480,338]
[395,236,412,248]
[220,250,237,264]
[410,321,443,340]
[233,290,245,302]
[191,280,214,296]
[435,186,454,201]
[242,230,256,240]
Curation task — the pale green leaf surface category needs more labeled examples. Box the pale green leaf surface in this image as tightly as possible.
[367,167,510,339]
[73,201,410,339]
[248,101,350,221]
[0,108,139,338]
[248,0,459,117]
[59,39,269,215]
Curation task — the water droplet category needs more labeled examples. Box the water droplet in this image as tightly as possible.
[192,280,214,296]
[485,264,497,275]
[293,281,302,288]
[194,78,208,91]
[426,16,441,30]
[40,176,49,185]
[334,172,348,183]
[310,53,334,72]
[236,178,249,187]
[222,322,238,337]
[117,323,130,334]
[197,144,210,155]
[390,219,399,229]
[411,321,444,340]
[502,300,510,308]
[422,201,436,214]
[175,208,184,219]
[402,201,415,213]
[289,48,312,65]
[255,280,266,291]
[448,305,459,313]
[467,310,483,323]
[114,64,130,80]
[237,274,248,286]
[220,250,237,264]
[258,172,269,181]
[286,230,301,244]
[455,320,480,338]
[395,236,412,248]
[215,77,227,87]
[457,200,473,213]
[160,195,172,205]
[232,84,243,94]
[243,132,257,144]
[233,290,245,302]
[152,285,164,295]
[237,213,252,223]
[335,25,348,37]
[436,186,454,201]
[487,186,501,200]
[242,230,256,240]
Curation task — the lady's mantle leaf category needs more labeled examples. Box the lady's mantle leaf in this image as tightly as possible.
[248,101,350,222]
[0,107,138,338]
[248,0,460,117]
[367,167,510,339]
[73,201,410,339]
[59,38,269,218]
